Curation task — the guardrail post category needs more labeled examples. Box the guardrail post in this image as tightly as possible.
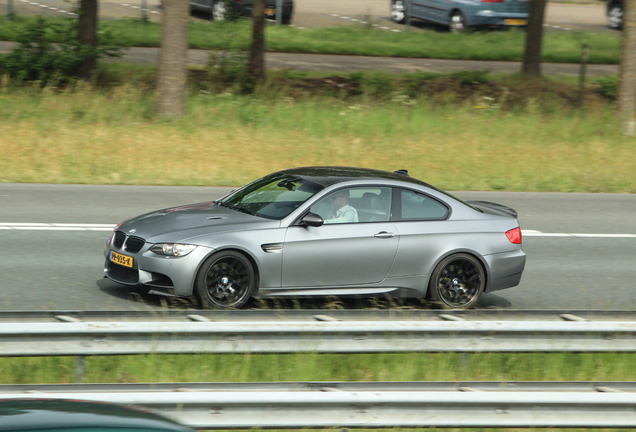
[275,0,282,25]
[75,356,86,383]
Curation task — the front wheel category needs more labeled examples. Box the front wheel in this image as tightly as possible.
[391,0,406,24]
[607,3,623,30]
[195,251,256,308]
[428,253,485,309]
[449,10,467,33]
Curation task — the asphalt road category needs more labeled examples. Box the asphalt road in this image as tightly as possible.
[1,184,635,312]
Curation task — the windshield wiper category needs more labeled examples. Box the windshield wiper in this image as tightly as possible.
[226,204,257,216]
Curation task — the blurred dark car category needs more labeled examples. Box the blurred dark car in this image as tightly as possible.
[607,0,623,29]
[390,0,528,32]
[0,398,194,432]
[190,0,293,24]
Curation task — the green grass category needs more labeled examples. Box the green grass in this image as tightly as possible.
[0,67,632,191]
[2,352,635,384]
[0,16,623,64]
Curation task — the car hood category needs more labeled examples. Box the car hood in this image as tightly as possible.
[117,202,280,243]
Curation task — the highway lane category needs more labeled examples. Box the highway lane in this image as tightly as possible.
[1,184,635,311]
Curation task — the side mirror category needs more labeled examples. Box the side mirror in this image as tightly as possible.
[300,212,324,227]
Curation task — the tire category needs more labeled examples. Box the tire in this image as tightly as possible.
[449,10,467,33]
[391,0,406,24]
[212,0,227,21]
[282,14,292,25]
[195,251,256,308]
[607,3,623,30]
[428,253,485,309]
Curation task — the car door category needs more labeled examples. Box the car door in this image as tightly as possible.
[386,187,453,278]
[281,187,399,288]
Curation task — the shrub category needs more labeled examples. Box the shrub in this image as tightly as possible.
[594,74,618,100]
[0,16,123,85]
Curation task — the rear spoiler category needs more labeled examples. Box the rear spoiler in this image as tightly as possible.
[466,200,518,218]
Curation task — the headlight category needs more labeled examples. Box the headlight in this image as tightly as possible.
[150,243,197,256]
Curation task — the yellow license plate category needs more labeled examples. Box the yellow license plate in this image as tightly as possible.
[110,250,133,268]
[265,8,275,14]
[505,19,527,26]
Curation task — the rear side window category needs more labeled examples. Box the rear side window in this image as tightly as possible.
[395,188,449,221]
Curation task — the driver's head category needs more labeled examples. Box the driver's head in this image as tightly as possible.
[330,190,349,210]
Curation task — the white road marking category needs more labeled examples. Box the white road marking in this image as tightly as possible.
[0,224,632,237]
[0,223,115,232]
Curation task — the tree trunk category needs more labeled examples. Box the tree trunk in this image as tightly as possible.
[521,0,547,77]
[618,0,636,134]
[76,0,98,80]
[156,0,189,117]
[249,0,266,79]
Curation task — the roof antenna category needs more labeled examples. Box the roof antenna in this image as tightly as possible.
[394,169,409,176]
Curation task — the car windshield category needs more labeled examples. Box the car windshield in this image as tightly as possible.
[219,173,324,220]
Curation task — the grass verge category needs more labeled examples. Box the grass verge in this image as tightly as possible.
[0,16,623,64]
[2,352,635,384]
[0,66,632,192]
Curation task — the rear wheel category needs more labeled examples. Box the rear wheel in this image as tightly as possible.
[607,3,623,29]
[428,253,485,309]
[391,0,406,24]
[449,10,467,33]
[195,251,255,308]
[212,0,227,21]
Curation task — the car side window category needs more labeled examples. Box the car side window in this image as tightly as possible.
[396,188,448,221]
[310,187,391,224]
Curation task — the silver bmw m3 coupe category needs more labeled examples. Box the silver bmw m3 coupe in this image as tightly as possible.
[104,167,526,309]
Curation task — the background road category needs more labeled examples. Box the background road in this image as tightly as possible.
[1,184,634,311]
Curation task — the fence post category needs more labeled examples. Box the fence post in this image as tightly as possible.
[578,43,588,107]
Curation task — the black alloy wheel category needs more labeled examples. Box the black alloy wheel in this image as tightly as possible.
[196,251,255,308]
[428,253,485,309]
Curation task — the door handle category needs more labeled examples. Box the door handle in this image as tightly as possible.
[374,231,395,239]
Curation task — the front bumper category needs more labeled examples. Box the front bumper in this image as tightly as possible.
[104,240,215,297]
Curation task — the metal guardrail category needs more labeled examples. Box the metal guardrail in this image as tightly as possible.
[2,314,636,355]
[2,381,636,428]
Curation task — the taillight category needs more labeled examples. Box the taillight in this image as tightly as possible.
[506,227,522,244]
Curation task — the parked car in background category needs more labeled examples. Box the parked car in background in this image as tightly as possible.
[0,399,194,432]
[190,0,293,24]
[607,0,623,29]
[104,166,526,310]
[390,0,529,32]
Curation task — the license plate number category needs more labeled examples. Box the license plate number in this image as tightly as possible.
[265,8,275,14]
[110,250,133,268]
[505,19,527,26]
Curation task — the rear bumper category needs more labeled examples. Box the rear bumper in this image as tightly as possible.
[484,247,526,293]
[471,11,528,27]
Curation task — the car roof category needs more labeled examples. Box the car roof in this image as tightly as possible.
[0,399,193,432]
[279,166,432,188]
